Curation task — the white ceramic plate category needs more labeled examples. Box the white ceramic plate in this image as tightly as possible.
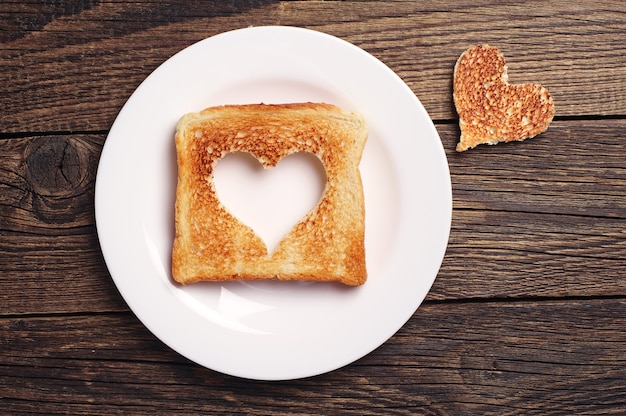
[95,26,451,381]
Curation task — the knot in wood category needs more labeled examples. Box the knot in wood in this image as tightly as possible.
[25,137,84,197]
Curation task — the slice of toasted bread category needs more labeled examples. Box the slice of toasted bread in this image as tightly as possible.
[454,44,555,152]
[172,103,368,286]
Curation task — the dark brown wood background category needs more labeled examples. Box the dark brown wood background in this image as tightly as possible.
[1,1,625,414]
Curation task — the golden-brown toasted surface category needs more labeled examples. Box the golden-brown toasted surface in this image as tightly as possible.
[454,44,555,152]
[172,102,368,286]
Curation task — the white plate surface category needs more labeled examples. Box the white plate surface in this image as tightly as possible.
[95,26,452,380]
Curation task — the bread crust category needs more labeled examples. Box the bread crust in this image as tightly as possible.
[454,44,555,151]
[172,103,368,285]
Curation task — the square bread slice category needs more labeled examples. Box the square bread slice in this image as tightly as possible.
[172,103,368,286]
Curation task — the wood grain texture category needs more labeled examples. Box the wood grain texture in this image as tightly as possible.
[2,1,626,414]
[444,120,626,218]
[0,1,624,133]
[2,299,626,415]
[435,119,626,299]
[0,134,126,314]
[1,119,625,313]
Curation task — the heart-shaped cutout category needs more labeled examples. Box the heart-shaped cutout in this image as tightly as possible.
[213,151,327,254]
[454,44,555,151]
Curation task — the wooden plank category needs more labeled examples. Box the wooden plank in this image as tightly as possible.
[442,119,626,218]
[1,119,625,313]
[432,209,626,300]
[433,119,626,299]
[2,299,626,414]
[0,1,624,132]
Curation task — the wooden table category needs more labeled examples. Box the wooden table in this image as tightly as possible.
[2,1,625,414]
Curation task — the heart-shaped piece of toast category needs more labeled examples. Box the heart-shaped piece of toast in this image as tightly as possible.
[454,44,555,152]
